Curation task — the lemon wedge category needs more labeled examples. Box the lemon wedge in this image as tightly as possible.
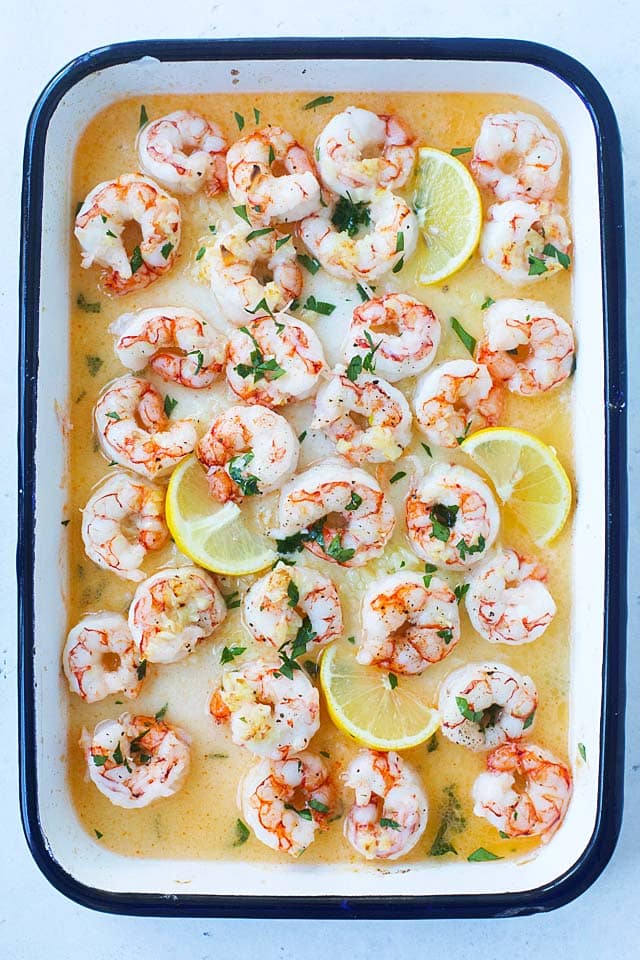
[461,427,572,546]
[413,146,482,285]
[165,455,277,576]
[320,643,440,751]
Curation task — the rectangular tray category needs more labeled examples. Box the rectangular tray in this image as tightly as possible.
[18,36,627,919]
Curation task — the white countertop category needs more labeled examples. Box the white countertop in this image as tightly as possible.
[2,0,639,955]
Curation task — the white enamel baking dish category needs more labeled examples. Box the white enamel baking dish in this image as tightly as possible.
[18,37,627,918]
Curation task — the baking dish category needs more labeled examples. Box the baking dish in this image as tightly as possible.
[18,37,627,918]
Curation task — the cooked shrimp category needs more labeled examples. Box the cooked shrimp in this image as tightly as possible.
[413,359,503,449]
[476,298,575,395]
[95,375,197,479]
[298,189,417,281]
[196,404,299,503]
[226,314,326,407]
[208,220,302,326]
[357,571,460,674]
[271,457,395,568]
[226,126,321,225]
[471,113,562,203]
[343,750,428,860]
[312,365,412,464]
[128,566,227,664]
[438,662,538,752]
[480,199,571,285]
[137,109,227,196]
[74,173,181,295]
[346,293,440,382]
[315,106,416,202]
[110,307,227,389]
[209,657,320,760]
[81,712,191,809]
[63,613,143,703]
[238,751,335,857]
[406,463,499,570]
[472,741,572,842]
[244,561,342,652]
[465,549,556,645]
[81,471,168,582]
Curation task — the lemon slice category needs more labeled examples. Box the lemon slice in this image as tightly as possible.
[461,427,572,546]
[320,643,440,751]
[166,455,277,576]
[413,146,482,285]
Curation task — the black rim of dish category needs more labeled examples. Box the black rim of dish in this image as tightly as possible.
[18,37,627,919]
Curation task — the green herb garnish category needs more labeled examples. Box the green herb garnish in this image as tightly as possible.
[450,316,476,355]
[220,645,247,665]
[163,395,178,417]
[302,95,335,110]
[228,451,261,496]
[331,194,371,237]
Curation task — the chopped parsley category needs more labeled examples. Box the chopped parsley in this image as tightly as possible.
[523,710,536,730]
[76,293,101,314]
[454,583,470,604]
[275,234,292,250]
[528,254,548,276]
[345,491,363,511]
[209,224,217,234]
[437,627,454,644]
[92,754,108,767]
[456,696,485,724]
[304,659,318,678]
[427,734,438,753]
[302,95,335,110]
[228,451,261,496]
[195,246,206,261]
[331,194,371,237]
[304,295,335,316]
[309,798,329,814]
[244,297,274,318]
[429,503,459,542]
[429,784,466,856]
[85,355,103,377]
[326,535,355,564]
[392,256,404,274]
[347,636,356,645]
[284,803,313,821]
[297,253,321,274]
[105,411,121,421]
[481,296,495,310]
[187,349,204,375]
[578,742,587,761]
[161,241,174,260]
[139,104,149,128]
[456,535,485,560]
[220,645,247,665]
[421,442,433,458]
[423,562,437,588]
[234,111,245,131]
[233,204,251,224]
[246,227,274,242]
[451,146,471,156]
[163,395,178,417]
[395,230,405,253]
[129,245,143,274]
[380,818,401,830]
[468,847,502,862]
[223,591,241,610]
[253,107,261,124]
[450,316,476,355]
[233,819,250,846]
[137,659,147,681]
[94,829,103,839]
[234,326,285,383]
[388,672,398,690]
[390,471,406,484]
[154,703,168,721]
[542,242,571,269]
[287,580,300,607]
[298,430,307,444]
[356,283,370,302]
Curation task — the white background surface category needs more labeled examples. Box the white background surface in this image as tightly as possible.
[1,1,638,956]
